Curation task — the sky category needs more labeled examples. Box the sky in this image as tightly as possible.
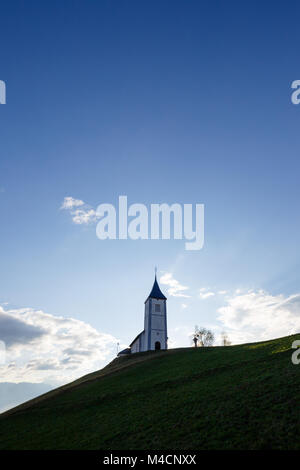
[1,1,300,408]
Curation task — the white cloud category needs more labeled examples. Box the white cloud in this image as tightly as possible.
[71,208,98,224]
[160,273,190,298]
[181,303,188,309]
[199,291,215,299]
[218,290,300,344]
[199,288,215,299]
[61,197,85,210]
[61,197,98,225]
[218,290,227,295]
[0,305,118,385]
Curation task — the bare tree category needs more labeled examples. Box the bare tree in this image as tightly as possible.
[204,329,215,347]
[192,325,215,347]
[221,331,231,346]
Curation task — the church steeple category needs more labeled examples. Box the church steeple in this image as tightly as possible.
[145,273,167,303]
[143,271,168,351]
[119,271,168,356]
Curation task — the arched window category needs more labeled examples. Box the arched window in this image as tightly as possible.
[155,341,161,350]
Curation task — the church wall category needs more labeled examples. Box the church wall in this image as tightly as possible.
[146,298,167,350]
[151,329,166,350]
[131,339,138,353]
[144,301,149,331]
[140,331,146,351]
[131,336,140,353]
[131,331,146,353]
[151,314,165,330]
[130,279,168,354]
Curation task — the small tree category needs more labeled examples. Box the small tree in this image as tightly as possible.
[192,325,215,347]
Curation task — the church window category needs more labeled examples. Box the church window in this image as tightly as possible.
[155,304,160,312]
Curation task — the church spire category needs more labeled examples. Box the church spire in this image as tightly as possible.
[145,270,167,302]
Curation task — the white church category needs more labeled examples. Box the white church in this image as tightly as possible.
[118,274,168,356]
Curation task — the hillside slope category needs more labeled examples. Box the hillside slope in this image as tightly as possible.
[0,334,299,450]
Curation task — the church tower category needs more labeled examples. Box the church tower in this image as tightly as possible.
[143,275,168,351]
[120,272,168,356]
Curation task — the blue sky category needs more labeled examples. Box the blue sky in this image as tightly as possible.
[1,1,300,397]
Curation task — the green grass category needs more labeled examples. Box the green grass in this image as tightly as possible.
[0,334,299,450]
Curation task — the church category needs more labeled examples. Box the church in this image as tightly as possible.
[118,274,168,356]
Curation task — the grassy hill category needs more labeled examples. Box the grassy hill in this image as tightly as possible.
[0,334,299,450]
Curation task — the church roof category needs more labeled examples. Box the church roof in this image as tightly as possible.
[117,347,131,356]
[129,331,144,347]
[145,275,167,302]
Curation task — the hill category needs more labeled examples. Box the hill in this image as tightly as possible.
[0,334,299,450]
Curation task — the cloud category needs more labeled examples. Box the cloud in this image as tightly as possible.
[0,309,46,347]
[61,197,98,224]
[199,292,215,299]
[160,273,190,298]
[199,288,215,299]
[218,290,300,344]
[61,197,85,210]
[0,305,118,385]
[71,208,98,225]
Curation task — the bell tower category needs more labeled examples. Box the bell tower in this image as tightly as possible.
[144,273,167,351]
